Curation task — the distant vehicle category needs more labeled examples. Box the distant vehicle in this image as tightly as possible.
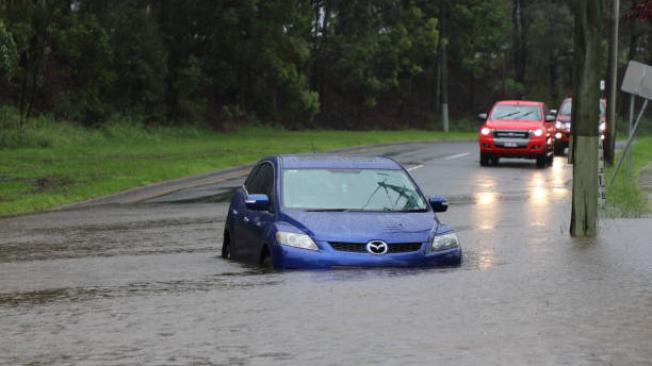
[553,98,607,155]
[222,155,462,270]
[477,100,555,168]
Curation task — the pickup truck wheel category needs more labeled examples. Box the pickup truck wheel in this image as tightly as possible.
[536,155,547,169]
[480,153,490,167]
[490,156,500,166]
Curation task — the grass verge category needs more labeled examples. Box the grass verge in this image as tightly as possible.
[0,118,474,217]
[605,136,652,217]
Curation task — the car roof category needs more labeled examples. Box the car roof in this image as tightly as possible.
[276,154,403,170]
[495,100,543,106]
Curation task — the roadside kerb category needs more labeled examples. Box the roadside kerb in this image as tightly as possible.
[60,140,466,210]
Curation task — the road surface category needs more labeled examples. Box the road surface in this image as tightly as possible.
[1,141,651,365]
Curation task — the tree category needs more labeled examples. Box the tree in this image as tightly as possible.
[512,0,528,92]
[439,1,449,132]
[570,0,604,237]
[0,19,18,83]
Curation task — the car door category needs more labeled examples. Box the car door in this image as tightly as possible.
[230,165,261,260]
[240,162,277,264]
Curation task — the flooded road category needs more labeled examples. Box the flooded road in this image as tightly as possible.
[1,142,651,365]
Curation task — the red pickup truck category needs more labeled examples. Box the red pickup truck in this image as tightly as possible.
[478,100,556,168]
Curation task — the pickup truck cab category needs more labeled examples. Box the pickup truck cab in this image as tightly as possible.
[478,100,555,168]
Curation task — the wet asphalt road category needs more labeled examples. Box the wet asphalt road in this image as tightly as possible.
[1,141,651,366]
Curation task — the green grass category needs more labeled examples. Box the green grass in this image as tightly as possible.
[0,116,474,216]
[605,136,652,217]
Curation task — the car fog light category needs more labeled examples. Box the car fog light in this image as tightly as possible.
[430,232,460,252]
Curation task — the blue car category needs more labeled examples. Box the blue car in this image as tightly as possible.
[222,155,462,270]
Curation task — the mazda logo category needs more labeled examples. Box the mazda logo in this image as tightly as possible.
[366,240,388,255]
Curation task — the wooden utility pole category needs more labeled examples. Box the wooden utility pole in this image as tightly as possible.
[605,0,620,165]
[570,0,603,237]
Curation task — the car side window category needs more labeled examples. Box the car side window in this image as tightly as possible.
[244,165,261,193]
[256,164,276,212]
[245,163,275,212]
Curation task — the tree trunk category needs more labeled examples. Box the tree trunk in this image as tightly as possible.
[570,0,603,237]
[439,2,449,132]
[512,0,527,90]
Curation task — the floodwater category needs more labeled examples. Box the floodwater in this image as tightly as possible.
[1,142,651,365]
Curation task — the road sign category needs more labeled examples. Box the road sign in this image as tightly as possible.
[621,60,652,99]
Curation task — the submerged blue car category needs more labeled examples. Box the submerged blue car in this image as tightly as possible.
[222,155,461,270]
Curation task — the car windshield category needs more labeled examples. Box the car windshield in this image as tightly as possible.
[281,168,427,212]
[490,105,541,121]
[559,100,606,117]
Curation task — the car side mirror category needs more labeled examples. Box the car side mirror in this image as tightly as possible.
[429,196,449,212]
[478,113,488,121]
[545,115,556,122]
[245,194,270,210]
[549,109,558,116]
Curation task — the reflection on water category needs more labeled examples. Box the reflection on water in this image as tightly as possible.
[529,172,549,206]
[477,249,496,270]
[476,191,497,206]
[460,249,502,271]
[473,173,499,231]
[550,160,570,199]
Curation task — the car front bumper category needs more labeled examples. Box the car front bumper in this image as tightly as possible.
[479,135,552,158]
[555,130,570,146]
[272,244,462,270]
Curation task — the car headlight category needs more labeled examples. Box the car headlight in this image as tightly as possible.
[276,232,318,251]
[599,122,606,132]
[429,232,460,252]
[533,128,544,137]
[480,127,491,136]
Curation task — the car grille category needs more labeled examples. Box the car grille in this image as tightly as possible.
[493,130,529,139]
[329,242,422,253]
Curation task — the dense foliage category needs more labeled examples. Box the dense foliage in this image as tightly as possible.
[0,0,650,129]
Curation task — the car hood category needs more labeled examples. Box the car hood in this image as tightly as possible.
[557,114,571,122]
[486,120,542,130]
[279,210,437,243]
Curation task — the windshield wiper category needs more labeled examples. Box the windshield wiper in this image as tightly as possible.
[377,181,421,210]
[304,208,349,212]
[517,111,534,119]
[495,111,520,119]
